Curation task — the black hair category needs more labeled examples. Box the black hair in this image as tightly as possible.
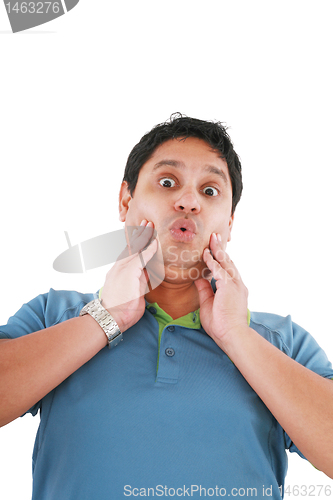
[123,113,243,215]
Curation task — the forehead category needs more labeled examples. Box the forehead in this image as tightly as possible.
[142,137,231,184]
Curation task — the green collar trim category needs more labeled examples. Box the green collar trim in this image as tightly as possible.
[146,301,201,329]
[98,287,251,327]
[145,300,200,374]
[98,287,251,372]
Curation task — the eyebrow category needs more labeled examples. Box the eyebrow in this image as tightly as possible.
[152,160,229,185]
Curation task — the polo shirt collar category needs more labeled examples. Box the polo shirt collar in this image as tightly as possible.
[144,278,251,328]
[145,300,201,329]
[99,277,251,329]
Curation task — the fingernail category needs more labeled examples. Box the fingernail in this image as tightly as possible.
[140,219,147,226]
[212,232,217,240]
[217,233,222,242]
[147,221,153,227]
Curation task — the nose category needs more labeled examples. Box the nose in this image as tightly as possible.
[174,188,201,214]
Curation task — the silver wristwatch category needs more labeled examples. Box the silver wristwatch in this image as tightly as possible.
[79,299,123,349]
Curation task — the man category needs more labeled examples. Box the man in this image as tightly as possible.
[1,114,333,499]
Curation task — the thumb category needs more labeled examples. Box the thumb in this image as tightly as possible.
[140,237,159,267]
[194,278,214,306]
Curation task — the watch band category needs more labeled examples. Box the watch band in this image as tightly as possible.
[79,299,123,349]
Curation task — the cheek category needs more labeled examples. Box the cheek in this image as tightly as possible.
[131,197,154,216]
[127,199,145,220]
[217,224,232,249]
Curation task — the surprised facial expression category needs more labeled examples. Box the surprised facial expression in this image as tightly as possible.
[119,137,234,284]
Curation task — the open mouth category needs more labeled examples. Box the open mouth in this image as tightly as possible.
[170,227,196,242]
[169,218,197,242]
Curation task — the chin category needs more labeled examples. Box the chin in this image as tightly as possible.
[163,261,208,284]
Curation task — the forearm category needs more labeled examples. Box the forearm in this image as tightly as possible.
[0,220,157,428]
[220,326,333,478]
[0,315,108,427]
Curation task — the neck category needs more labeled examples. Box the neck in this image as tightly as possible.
[145,281,200,320]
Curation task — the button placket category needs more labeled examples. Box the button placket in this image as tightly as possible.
[156,325,179,384]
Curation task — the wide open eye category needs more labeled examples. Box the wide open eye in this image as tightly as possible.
[159,177,176,188]
[203,186,219,197]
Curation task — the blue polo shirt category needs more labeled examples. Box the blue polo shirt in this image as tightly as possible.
[1,287,333,500]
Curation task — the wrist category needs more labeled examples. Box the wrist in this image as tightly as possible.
[98,297,125,333]
[104,306,126,334]
[80,299,123,349]
[215,325,253,358]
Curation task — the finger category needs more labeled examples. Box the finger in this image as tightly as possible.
[138,267,152,295]
[143,237,165,289]
[117,222,154,261]
[209,234,241,281]
[139,237,159,269]
[139,238,160,293]
[203,248,230,283]
[114,232,159,274]
[194,277,214,305]
[128,223,155,256]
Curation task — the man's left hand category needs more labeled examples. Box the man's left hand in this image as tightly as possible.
[194,232,249,350]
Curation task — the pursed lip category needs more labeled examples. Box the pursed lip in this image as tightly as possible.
[169,218,197,233]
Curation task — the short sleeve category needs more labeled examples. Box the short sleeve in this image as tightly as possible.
[0,288,97,415]
[285,320,333,458]
[0,293,49,340]
[250,312,333,461]
[290,321,333,379]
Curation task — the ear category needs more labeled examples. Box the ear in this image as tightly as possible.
[119,181,132,222]
[227,214,234,242]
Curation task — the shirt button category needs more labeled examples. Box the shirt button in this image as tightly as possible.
[165,347,175,357]
[149,307,157,314]
[167,325,175,332]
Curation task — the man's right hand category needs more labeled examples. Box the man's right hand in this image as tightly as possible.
[100,219,160,333]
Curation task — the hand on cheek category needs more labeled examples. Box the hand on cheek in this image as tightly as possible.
[196,231,249,349]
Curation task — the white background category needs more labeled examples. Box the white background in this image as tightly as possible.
[1,1,333,499]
